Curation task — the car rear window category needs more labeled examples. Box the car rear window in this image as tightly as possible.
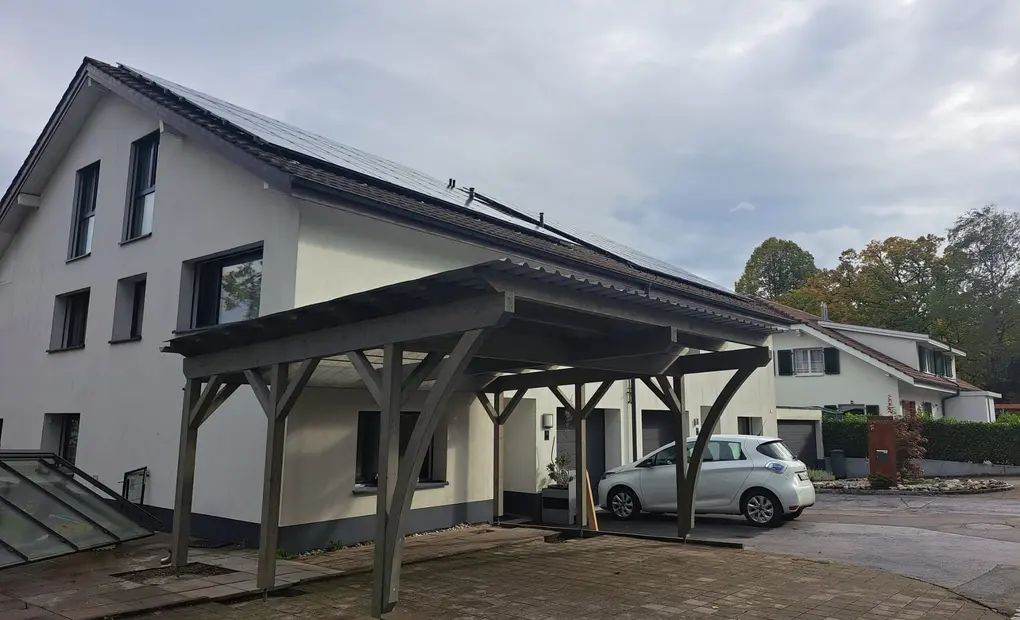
[756,440,796,460]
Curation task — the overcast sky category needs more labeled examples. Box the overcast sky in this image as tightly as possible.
[2,1,1018,288]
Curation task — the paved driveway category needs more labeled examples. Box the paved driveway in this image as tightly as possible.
[598,492,1020,615]
[134,536,1004,620]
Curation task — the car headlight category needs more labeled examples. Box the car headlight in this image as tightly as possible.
[599,471,616,481]
[764,462,787,474]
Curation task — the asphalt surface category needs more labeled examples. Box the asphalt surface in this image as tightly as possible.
[597,492,1020,615]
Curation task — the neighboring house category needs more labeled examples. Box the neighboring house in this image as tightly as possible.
[994,404,1020,421]
[765,302,1000,456]
[0,58,786,549]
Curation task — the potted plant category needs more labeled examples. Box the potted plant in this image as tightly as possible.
[541,454,574,525]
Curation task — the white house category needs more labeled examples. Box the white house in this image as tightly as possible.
[0,58,786,551]
[765,302,1000,466]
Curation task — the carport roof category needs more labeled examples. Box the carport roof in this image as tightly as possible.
[164,258,790,361]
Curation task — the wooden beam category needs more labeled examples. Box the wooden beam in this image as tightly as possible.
[476,392,499,423]
[347,350,382,405]
[188,375,224,428]
[372,343,403,616]
[170,379,202,569]
[193,383,239,428]
[574,383,587,532]
[182,292,514,378]
[498,389,527,425]
[484,346,771,393]
[483,274,771,348]
[581,381,615,419]
[401,352,443,401]
[243,370,273,419]
[277,358,320,418]
[257,363,288,589]
[548,385,574,412]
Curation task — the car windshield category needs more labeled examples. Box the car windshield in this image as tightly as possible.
[756,440,796,460]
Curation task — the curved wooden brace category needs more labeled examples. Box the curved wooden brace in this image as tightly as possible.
[677,365,757,538]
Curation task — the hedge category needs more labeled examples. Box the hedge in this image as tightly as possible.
[822,417,1020,466]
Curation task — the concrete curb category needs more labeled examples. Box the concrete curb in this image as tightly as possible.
[497,522,745,550]
[814,483,1014,496]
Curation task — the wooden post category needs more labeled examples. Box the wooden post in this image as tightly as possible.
[256,364,288,590]
[170,379,202,568]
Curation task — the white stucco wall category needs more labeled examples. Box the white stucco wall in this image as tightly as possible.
[773,330,898,412]
[835,331,920,369]
[280,388,493,526]
[293,200,500,306]
[898,383,951,419]
[0,93,300,523]
[945,393,997,422]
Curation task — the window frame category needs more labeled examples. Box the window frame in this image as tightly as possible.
[793,348,825,376]
[50,289,91,352]
[129,279,146,339]
[68,161,100,260]
[191,248,264,328]
[123,131,159,242]
[355,411,439,486]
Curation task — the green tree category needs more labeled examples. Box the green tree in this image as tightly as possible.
[852,235,946,333]
[735,238,818,299]
[944,205,1020,399]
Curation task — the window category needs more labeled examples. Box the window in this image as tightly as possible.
[125,132,159,240]
[42,414,80,465]
[355,412,436,485]
[193,249,263,327]
[69,162,100,259]
[865,405,880,416]
[918,346,936,374]
[922,402,933,416]
[756,440,795,460]
[649,445,675,467]
[793,348,825,375]
[737,416,763,435]
[50,289,90,351]
[111,274,146,342]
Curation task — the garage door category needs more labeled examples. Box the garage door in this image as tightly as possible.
[777,420,819,468]
[641,410,674,457]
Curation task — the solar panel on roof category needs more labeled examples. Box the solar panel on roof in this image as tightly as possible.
[123,65,731,295]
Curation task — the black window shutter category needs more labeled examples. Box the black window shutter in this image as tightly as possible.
[777,350,794,376]
[823,347,840,374]
[865,405,880,416]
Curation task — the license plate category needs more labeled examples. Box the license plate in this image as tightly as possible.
[796,472,809,481]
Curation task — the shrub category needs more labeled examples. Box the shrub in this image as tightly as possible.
[995,412,1020,425]
[922,419,1020,466]
[546,454,573,488]
[868,473,896,490]
[824,416,1020,466]
[808,469,835,482]
[895,404,927,481]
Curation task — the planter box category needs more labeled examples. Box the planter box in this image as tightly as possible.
[540,486,573,525]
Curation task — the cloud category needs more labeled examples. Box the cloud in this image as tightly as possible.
[0,0,1018,289]
[731,202,758,213]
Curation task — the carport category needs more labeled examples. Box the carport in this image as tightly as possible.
[161,259,784,617]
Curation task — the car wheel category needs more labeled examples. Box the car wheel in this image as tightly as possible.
[741,490,782,527]
[608,486,641,520]
[782,508,805,521]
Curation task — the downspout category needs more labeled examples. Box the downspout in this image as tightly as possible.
[940,385,961,419]
[629,379,638,461]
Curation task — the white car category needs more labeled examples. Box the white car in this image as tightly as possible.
[597,435,815,527]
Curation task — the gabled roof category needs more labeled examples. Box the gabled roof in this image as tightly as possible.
[0,57,790,327]
[762,300,985,393]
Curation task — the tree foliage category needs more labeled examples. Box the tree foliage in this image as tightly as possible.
[744,205,1020,401]
[735,238,818,299]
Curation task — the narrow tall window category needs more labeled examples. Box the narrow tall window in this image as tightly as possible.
[69,162,100,259]
[126,132,159,240]
[112,274,147,343]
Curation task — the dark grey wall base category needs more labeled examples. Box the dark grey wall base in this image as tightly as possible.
[142,499,493,554]
[503,491,542,523]
[280,499,492,553]
[142,504,261,547]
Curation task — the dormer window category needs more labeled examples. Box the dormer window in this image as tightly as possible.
[918,345,954,377]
